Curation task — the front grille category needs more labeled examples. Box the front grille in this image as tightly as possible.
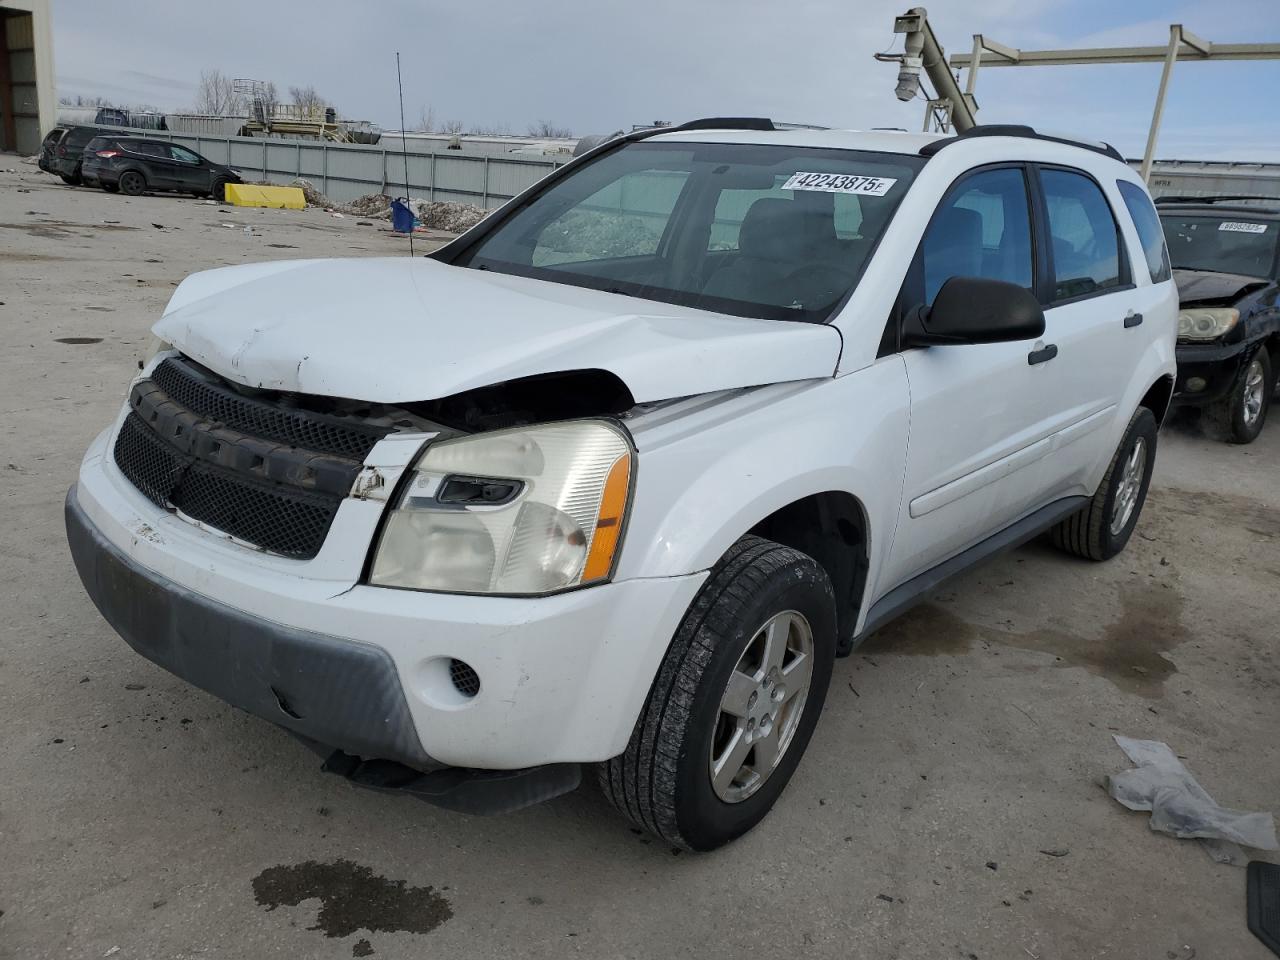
[150,357,389,461]
[112,358,390,559]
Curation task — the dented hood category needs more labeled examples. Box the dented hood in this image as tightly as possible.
[154,257,842,404]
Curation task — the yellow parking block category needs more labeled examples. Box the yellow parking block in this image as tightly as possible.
[224,184,307,209]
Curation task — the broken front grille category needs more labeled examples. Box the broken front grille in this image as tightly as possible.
[112,357,393,559]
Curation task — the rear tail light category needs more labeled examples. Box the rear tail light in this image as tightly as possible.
[95,150,120,158]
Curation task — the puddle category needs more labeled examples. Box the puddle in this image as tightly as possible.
[251,859,452,940]
[55,337,103,345]
[1155,486,1280,541]
[859,582,1184,697]
[859,602,976,656]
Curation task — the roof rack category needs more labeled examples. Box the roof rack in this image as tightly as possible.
[919,124,1124,162]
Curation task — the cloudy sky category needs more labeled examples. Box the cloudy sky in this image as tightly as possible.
[52,0,1280,161]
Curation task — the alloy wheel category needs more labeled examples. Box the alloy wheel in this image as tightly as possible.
[709,610,814,803]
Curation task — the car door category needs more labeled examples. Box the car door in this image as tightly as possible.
[877,165,1060,593]
[168,144,211,192]
[126,140,176,188]
[1029,166,1147,499]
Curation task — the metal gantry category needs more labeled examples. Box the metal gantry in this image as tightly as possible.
[882,8,1280,180]
[948,24,1280,180]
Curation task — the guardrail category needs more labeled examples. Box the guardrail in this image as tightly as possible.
[116,128,569,208]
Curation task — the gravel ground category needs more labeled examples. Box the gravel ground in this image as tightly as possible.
[1,165,1278,960]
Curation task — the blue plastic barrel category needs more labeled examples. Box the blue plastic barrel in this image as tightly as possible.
[390,198,415,234]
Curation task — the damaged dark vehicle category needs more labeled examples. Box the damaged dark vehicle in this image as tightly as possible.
[1158,196,1280,443]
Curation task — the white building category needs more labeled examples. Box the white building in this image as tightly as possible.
[0,0,55,155]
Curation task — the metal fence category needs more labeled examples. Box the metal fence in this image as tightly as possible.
[122,128,568,208]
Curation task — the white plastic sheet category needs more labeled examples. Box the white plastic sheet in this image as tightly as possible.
[1108,736,1278,865]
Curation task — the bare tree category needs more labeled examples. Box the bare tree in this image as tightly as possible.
[414,105,437,132]
[258,80,280,120]
[193,70,244,116]
[289,84,329,119]
[528,120,573,138]
[472,121,512,136]
[439,118,465,135]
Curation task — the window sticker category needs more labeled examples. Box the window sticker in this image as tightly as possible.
[1218,221,1268,234]
[782,172,897,196]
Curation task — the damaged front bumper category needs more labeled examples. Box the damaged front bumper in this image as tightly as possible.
[1172,339,1253,405]
[66,485,581,813]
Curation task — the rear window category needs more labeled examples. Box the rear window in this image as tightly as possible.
[1159,213,1279,280]
[1117,181,1171,283]
[454,140,923,323]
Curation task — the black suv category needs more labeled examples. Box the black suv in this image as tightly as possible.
[1158,196,1280,443]
[39,125,122,184]
[81,137,242,201]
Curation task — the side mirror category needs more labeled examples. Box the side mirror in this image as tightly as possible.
[904,276,1045,346]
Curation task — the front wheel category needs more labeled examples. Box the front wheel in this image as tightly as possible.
[59,173,78,185]
[210,178,228,202]
[1209,347,1272,444]
[599,535,836,851]
[118,170,146,196]
[1051,406,1158,562]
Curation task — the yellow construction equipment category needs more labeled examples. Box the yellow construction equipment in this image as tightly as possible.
[224,184,307,209]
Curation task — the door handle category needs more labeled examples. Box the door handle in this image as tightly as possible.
[1028,343,1058,365]
[1124,312,1144,328]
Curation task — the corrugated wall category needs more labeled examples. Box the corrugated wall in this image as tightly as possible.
[115,128,568,208]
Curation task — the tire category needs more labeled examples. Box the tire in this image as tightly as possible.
[102,182,119,193]
[599,535,836,851]
[59,173,78,185]
[210,178,228,203]
[118,170,146,196]
[1208,346,1272,444]
[1051,406,1158,562]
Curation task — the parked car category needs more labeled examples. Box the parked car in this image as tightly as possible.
[40,125,120,184]
[81,136,242,200]
[1156,196,1280,443]
[65,120,1176,850]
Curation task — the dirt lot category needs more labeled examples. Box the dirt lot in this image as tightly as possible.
[1,164,1278,960]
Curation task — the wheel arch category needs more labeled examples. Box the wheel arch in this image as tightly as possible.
[1140,374,1175,426]
[746,490,871,655]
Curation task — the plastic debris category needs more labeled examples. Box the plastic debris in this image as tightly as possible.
[1108,736,1278,864]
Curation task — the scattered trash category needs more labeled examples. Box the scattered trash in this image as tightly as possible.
[102,219,120,225]
[55,337,103,345]
[875,893,895,903]
[1107,736,1278,865]
[266,243,298,249]
[985,861,998,871]
[103,948,120,958]
[124,683,146,691]
[357,220,373,226]
[1038,848,1070,858]
[221,223,237,229]
[331,212,345,219]
[201,199,218,205]
[243,226,254,236]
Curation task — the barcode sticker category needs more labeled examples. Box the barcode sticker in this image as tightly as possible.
[1219,221,1268,234]
[782,172,897,196]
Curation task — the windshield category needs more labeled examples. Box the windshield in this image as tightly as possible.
[453,140,923,322]
[1160,214,1279,280]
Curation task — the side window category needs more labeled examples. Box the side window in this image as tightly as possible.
[921,167,1034,304]
[1117,180,1171,283]
[170,146,201,164]
[130,141,166,158]
[1041,169,1123,300]
[532,169,689,267]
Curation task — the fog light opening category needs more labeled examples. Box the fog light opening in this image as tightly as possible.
[448,659,481,699]
[1186,377,1208,393]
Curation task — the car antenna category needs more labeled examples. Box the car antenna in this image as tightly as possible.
[396,52,414,257]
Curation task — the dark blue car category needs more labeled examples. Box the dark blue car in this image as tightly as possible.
[1158,197,1280,443]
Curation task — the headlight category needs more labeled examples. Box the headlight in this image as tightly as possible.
[370,420,633,595]
[1177,307,1238,341]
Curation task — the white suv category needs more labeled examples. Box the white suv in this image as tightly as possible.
[66,119,1177,850]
